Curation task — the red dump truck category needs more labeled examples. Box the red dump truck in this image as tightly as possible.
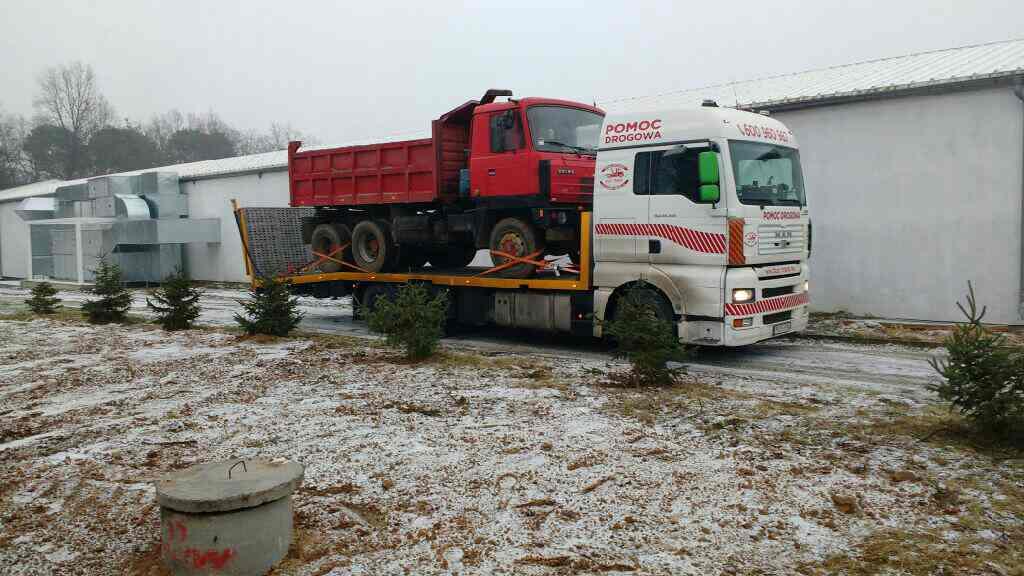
[290,89,604,277]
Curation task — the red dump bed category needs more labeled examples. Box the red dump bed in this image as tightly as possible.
[288,118,469,207]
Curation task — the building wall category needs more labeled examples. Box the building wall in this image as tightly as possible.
[776,86,1023,325]
[0,200,30,279]
[181,170,289,283]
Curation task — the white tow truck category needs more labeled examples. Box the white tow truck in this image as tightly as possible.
[236,102,811,346]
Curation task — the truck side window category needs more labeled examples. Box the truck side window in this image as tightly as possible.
[634,149,706,202]
[633,153,651,195]
[490,111,524,153]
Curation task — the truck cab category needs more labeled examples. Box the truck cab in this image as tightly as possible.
[466,96,604,205]
[592,104,811,346]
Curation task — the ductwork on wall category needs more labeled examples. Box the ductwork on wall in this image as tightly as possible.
[16,171,220,284]
[1016,81,1024,321]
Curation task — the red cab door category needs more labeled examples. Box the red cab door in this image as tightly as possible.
[470,109,534,198]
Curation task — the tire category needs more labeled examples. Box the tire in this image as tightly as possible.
[427,244,478,270]
[607,286,677,340]
[351,219,395,273]
[357,283,391,320]
[488,217,542,278]
[310,223,352,273]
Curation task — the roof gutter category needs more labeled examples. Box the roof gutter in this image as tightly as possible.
[1015,80,1024,321]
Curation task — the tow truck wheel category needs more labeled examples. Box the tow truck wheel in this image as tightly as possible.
[310,223,352,273]
[351,220,395,273]
[489,217,542,278]
[357,283,391,319]
[608,286,677,340]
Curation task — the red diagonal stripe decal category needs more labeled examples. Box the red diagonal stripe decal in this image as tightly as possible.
[595,222,727,255]
[725,292,810,317]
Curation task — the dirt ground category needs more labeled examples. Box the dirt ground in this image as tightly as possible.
[1,311,1022,576]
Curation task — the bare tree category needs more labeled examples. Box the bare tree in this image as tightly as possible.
[236,122,317,155]
[33,62,114,178]
[0,109,30,188]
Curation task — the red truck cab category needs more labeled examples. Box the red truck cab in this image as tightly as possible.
[467,96,602,204]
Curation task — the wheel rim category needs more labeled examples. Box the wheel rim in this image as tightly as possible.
[498,232,526,261]
[358,234,380,263]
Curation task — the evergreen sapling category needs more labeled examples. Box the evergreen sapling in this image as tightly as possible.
[603,282,688,386]
[26,281,61,314]
[234,275,304,336]
[929,281,1024,438]
[147,268,202,331]
[364,283,448,360]
[82,258,133,324]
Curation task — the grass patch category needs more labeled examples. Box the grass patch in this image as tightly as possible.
[808,524,1024,576]
[431,350,536,370]
[600,379,738,426]
[0,308,86,322]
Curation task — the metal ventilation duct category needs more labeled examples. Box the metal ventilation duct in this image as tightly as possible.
[18,171,221,284]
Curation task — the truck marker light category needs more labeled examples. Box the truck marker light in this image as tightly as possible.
[732,288,755,303]
[733,318,753,328]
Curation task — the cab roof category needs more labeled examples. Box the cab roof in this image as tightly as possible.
[600,106,799,149]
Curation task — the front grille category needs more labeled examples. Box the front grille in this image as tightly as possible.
[762,285,795,299]
[758,224,805,255]
[763,311,792,325]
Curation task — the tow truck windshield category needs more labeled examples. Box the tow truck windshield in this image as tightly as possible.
[729,141,806,207]
[528,106,603,154]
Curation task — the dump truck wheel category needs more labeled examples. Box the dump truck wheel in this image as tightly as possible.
[427,244,478,270]
[310,223,352,273]
[351,220,394,273]
[489,217,541,277]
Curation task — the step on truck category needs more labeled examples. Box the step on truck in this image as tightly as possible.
[236,93,811,346]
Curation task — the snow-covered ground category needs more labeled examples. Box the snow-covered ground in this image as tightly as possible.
[1,311,1022,575]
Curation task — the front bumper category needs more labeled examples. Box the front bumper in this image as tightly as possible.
[678,263,810,346]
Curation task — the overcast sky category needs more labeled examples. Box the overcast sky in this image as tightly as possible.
[1,0,1021,144]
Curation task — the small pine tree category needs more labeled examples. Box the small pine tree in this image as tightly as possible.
[929,282,1024,437]
[82,258,133,324]
[147,268,202,331]
[364,283,448,360]
[234,276,304,336]
[26,281,61,314]
[604,282,688,386]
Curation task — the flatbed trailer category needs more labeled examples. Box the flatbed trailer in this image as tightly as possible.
[234,202,597,335]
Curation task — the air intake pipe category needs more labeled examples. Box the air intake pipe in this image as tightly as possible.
[1015,81,1024,321]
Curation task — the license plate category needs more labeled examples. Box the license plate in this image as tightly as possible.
[772,321,792,336]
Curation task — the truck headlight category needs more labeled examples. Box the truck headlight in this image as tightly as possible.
[803,280,809,293]
[732,288,755,303]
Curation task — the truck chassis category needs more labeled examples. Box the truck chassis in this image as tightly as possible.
[234,202,596,335]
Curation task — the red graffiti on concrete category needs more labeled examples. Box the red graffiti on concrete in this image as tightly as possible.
[166,519,187,542]
[184,548,236,570]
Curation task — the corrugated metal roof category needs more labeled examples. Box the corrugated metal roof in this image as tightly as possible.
[0,129,434,203]
[0,150,289,203]
[600,38,1024,113]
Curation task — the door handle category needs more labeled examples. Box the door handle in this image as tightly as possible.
[488,169,496,176]
[648,239,661,254]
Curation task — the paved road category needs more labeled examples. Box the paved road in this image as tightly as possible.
[0,284,941,396]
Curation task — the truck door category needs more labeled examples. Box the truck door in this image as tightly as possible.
[471,110,532,197]
[636,143,726,266]
[594,153,645,262]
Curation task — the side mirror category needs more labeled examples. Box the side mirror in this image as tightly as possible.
[698,150,719,185]
[698,184,720,203]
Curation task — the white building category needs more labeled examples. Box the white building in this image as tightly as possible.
[1,39,1022,324]
[601,39,1024,326]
